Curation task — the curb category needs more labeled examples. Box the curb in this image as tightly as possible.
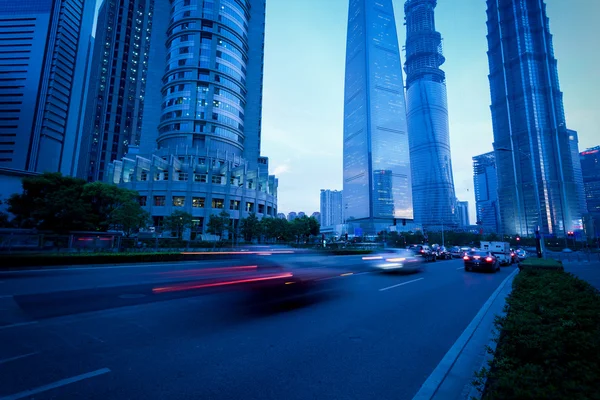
[412,268,519,400]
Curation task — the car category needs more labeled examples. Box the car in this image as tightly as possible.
[463,250,500,272]
[515,249,527,260]
[432,245,452,260]
[409,244,436,262]
[362,248,425,272]
[450,246,462,258]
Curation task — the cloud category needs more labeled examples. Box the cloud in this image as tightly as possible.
[272,160,291,176]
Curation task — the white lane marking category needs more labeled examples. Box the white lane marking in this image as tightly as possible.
[379,278,424,292]
[412,268,518,400]
[0,321,38,331]
[0,352,39,366]
[0,368,111,400]
[353,271,372,276]
[456,267,464,270]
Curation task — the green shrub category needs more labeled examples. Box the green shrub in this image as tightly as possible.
[478,269,600,399]
[518,257,564,272]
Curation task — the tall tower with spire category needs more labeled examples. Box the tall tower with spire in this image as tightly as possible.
[404,0,457,230]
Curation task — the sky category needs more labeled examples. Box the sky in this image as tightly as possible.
[260,0,600,221]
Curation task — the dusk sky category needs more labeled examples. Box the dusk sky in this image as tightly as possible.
[94,0,600,221]
[260,0,600,221]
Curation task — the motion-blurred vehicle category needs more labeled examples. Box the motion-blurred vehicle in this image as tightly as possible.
[509,249,518,263]
[480,241,511,266]
[410,244,436,262]
[432,245,451,260]
[450,246,463,258]
[362,248,425,272]
[463,250,500,272]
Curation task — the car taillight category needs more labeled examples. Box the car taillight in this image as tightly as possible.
[486,257,493,262]
[463,256,469,260]
[420,250,424,253]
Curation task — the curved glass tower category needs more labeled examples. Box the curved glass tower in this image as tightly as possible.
[342,0,413,236]
[404,0,457,229]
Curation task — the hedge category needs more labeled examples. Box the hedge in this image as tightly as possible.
[518,257,564,272]
[475,269,600,399]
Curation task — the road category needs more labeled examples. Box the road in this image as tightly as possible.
[0,255,516,400]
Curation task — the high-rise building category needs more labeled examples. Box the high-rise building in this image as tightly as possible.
[342,0,413,236]
[105,0,278,236]
[580,146,600,238]
[320,189,343,227]
[0,1,95,197]
[568,130,587,220]
[78,0,154,182]
[487,0,580,237]
[297,212,306,218]
[311,212,321,224]
[404,0,457,230]
[473,152,500,234]
[456,200,470,228]
[287,212,297,222]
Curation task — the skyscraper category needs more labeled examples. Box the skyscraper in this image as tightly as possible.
[473,152,500,234]
[455,200,470,228]
[580,146,600,238]
[404,0,457,230]
[320,189,343,227]
[78,0,154,182]
[105,0,278,236]
[568,130,587,220]
[342,0,413,236]
[487,0,581,237]
[0,1,95,196]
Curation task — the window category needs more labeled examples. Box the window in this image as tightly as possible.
[245,202,254,212]
[212,198,224,209]
[173,196,185,207]
[154,196,166,206]
[211,175,222,184]
[192,197,205,208]
[230,200,240,210]
[194,174,207,182]
[178,172,188,181]
[258,204,265,214]
[140,171,148,181]
[139,196,147,206]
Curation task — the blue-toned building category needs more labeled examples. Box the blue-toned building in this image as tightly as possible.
[487,0,581,237]
[580,146,600,239]
[106,0,277,237]
[342,0,413,236]
[473,152,500,233]
[404,0,457,230]
[0,0,95,197]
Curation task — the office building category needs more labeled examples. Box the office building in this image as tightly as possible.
[0,1,95,197]
[311,212,321,224]
[404,0,457,230]
[473,152,500,234]
[320,189,343,227]
[342,0,413,236]
[78,0,154,182]
[580,146,600,238]
[105,0,278,236]
[487,0,581,237]
[287,212,297,222]
[277,213,286,219]
[568,130,587,220]
[456,200,469,228]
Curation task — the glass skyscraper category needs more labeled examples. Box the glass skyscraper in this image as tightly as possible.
[342,0,413,235]
[404,0,457,230]
[320,189,343,227]
[473,152,500,234]
[580,146,600,238]
[105,0,278,236]
[487,0,581,237]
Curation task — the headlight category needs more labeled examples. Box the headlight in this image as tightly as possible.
[385,257,406,262]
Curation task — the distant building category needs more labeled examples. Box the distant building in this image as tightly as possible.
[473,152,500,233]
[311,212,321,224]
[277,213,286,220]
[568,130,588,221]
[287,212,297,222]
[320,190,343,227]
[581,146,600,238]
[0,1,95,198]
[298,212,306,218]
[456,200,470,227]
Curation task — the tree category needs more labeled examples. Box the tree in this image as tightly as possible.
[0,198,13,228]
[308,216,320,236]
[112,202,150,237]
[82,181,146,232]
[240,212,261,242]
[8,172,93,232]
[207,209,231,240]
[162,210,193,239]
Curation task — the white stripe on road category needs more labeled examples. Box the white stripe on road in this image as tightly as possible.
[412,268,518,400]
[456,267,464,270]
[0,352,39,366]
[0,368,111,400]
[379,278,424,292]
[0,321,38,331]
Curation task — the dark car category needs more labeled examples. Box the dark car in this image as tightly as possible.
[463,251,500,272]
[409,244,436,262]
[433,245,452,260]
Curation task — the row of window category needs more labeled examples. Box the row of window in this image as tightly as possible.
[142,195,272,214]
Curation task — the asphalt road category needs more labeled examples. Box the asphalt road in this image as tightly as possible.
[0,256,516,400]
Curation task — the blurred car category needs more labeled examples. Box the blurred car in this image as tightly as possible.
[463,250,500,272]
[431,245,451,260]
[515,249,527,260]
[450,246,463,258]
[362,248,425,272]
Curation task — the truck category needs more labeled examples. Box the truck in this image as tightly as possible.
[480,241,512,266]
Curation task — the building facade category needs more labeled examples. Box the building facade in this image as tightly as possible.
[287,212,297,222]
[320,189,343,227]
[78,0,154,182]
[404,0,457,230]
[568,130,587,221]
[473,152,500,234]
[105,0,277,235]
[487,0,580,237]
[342,0,413,236]
[0,1,95,196]
[580,146,600,238]
[456,200,469,228]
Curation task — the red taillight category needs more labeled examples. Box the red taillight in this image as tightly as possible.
[420,250,425,253]
[486,257,493,262]
[463,256,469,260]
